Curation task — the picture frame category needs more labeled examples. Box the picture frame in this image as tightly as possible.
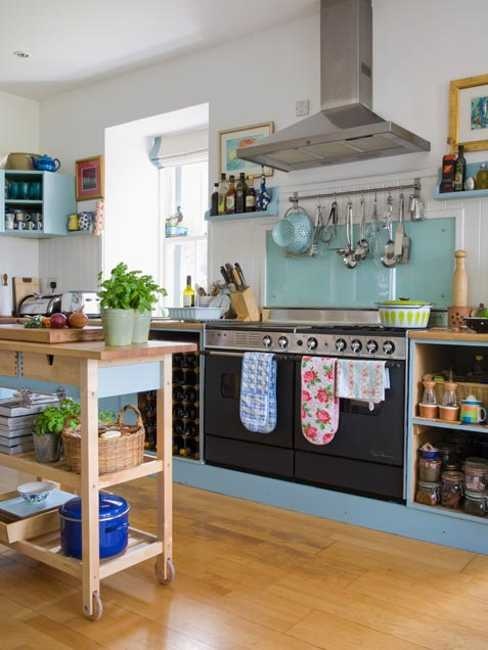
[75,155,104,201]
[449,74,488,152]
[219,122,274,177]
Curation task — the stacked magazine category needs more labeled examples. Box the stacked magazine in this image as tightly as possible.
[0,391,59,455]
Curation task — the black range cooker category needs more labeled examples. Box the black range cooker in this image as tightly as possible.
[204,315,407,502]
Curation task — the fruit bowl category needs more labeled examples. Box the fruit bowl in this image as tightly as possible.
[17,481,56,504]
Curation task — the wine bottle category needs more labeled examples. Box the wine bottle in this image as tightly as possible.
[453,144,466,192]
[173,386,185,402]
[235,173,247,213]
[183,387,198,403]
[245,175,256,211]
[218,173,227,215]
[183,275,195,307]
[210,182,219,216]
[225,175,236,213]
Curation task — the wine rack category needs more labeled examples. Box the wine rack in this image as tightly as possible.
[137,351,201,460]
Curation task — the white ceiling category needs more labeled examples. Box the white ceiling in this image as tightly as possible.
[0,0,316,101]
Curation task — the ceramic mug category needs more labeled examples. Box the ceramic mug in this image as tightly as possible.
[460,397,487,424]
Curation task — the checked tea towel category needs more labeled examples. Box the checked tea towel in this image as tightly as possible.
[239,352,277,434]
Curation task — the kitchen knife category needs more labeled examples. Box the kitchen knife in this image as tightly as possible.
[220,266,230,285]
[234,263,248,289]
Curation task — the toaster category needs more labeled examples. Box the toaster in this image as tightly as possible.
[61,291,101,317]
[18,294,62,316]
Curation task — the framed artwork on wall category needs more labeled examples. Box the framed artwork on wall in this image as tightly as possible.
[219,122,274,177]
[449,74,488,152]
[75,155,104,201]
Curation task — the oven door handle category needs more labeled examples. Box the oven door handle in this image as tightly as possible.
[205,350,246,358]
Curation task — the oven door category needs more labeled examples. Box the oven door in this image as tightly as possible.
[204,350,295,478]
[294,359,405,467]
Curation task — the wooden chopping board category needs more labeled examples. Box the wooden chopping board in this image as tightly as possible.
[13,277,40,313]
[0,325,104,344]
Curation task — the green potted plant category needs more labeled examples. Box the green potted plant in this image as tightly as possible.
[33,398,80,463]
[98,263,166,346]
[131,272,166,344]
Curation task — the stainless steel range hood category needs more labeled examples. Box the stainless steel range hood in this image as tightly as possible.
[237,0,430,172]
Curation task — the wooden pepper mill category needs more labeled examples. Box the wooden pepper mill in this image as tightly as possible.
[448,249,472,329]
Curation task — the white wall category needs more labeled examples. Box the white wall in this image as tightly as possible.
[39,0,488,305]
[0,91,40,286]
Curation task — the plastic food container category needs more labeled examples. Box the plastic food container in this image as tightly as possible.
[416,480,441,506]
[440,470,464,509]
[59,492,129,559]
[377,299,431,328]
[464,457,488,493]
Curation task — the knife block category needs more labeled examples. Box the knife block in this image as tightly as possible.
[230,288,260,322]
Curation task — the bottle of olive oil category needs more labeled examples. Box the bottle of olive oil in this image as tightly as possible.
[245,175,256,211]
[183,275,195,307]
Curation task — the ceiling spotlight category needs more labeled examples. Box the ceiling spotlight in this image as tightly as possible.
[13,50,30,59]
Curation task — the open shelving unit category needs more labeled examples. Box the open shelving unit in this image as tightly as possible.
[0,169,75,238]
[204,188,278,222]
[407,332,488,527]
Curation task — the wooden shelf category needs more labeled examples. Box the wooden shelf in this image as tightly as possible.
[412,416,488,435]
[0,452,163,489]
[410,501,488,525]
[11,526,162,580]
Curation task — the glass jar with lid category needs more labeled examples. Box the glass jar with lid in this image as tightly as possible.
[464,457,488,492]
[416,481,441,506]
[464,490,488,517]
[436,442,458,469]
[418,444,442,482]
[440,470,464,509]
[419,381,438,418]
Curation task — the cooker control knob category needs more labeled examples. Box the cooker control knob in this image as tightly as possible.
[306,337,318,351]
[383,340,395,355]
[366,340,378,354]
[262,335,272,349]
[278,336,288,349]
[351,339,362,353]
[335,338,347,352]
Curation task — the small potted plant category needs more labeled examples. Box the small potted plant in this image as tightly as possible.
[98,263,165,346]
[33,398,80,463]
[131,272,166,344]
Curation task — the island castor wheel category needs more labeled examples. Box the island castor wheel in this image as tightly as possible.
[84,591,103,621]
[155,557,176,585]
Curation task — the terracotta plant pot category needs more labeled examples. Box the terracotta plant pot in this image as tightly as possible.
[419,403,438,419]
[438,405,460,422]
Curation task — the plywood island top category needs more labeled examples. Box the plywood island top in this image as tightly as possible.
[0,338,197,361]
[408,328,488,343]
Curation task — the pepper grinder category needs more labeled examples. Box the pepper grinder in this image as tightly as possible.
[448,250,472,329]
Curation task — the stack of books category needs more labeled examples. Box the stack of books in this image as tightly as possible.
[0,391,59,455]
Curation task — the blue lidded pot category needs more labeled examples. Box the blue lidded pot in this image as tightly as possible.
[59,492,129,559]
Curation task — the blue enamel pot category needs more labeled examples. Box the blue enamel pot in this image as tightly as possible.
[59,492,129,559]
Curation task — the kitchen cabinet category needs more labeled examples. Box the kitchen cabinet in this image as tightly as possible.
[0,169,75,238]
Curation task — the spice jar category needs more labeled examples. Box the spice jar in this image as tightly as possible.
[440,470,464,509]
[416,481,441,506]
[464,490,488,517]
[439,382,459,421]
[419,381,438,418]
[418,444,442,482]
[464,457,488,492]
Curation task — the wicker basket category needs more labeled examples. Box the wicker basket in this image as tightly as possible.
[62,404,145,474]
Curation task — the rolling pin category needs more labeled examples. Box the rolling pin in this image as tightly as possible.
[452,250,468,307]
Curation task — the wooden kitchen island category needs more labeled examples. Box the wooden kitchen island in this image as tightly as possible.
[0,338,196,620]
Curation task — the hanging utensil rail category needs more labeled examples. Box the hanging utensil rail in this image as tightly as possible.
[288,178,421,204]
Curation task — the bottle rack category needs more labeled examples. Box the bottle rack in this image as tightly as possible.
[172,353,200,460]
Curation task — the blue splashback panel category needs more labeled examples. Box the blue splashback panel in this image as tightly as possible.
[266,217,455,308]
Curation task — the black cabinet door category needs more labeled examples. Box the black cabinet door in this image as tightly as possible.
[204,353,295,448]
[295,361,405,466]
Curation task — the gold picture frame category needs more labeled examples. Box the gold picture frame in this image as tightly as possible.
[449,73,488,152]
[219,122,274,177]
[75,155,104,201]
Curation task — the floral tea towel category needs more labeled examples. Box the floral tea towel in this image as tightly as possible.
[301,356,339,445]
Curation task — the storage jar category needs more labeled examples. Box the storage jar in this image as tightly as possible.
[464,490,488,517]
[440,470,464,509]
[464,457,488,493]
[416,481,441,506]
[436,442,458,469]
[418,446,442,482]
[59,492,130,559]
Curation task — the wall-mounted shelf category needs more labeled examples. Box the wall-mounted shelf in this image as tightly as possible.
[205,188,278,222]
[433,161,488,200]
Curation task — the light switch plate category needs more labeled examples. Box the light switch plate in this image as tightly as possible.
[296,99,310,117]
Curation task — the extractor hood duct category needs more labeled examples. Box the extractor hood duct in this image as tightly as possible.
[237,0,430,172]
